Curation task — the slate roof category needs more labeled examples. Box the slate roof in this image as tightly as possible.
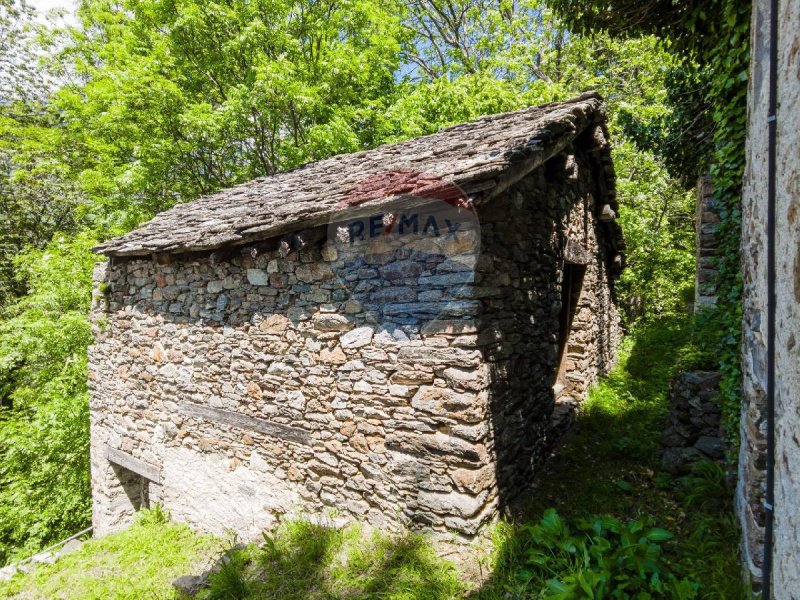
[94,92,618,257]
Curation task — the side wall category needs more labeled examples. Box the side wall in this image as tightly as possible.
[739,0,800,592]
[89,229,495,539]
[479,146,621,508]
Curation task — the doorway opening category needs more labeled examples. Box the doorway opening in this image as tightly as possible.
[111,463,152,511]
[556,263,586,396]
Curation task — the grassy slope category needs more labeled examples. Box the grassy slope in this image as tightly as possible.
[0,511,219,599]
[475,316,748,599]
[197,520,465,600]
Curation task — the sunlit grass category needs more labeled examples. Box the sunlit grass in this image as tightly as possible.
[0,508,219,600]
[200,519,464,600]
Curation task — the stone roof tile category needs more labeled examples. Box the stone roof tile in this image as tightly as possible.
[95,92,615,257]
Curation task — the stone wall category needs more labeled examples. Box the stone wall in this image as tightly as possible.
[660,372,724,474]
[739,0,800,593]
[89,146,620,542]
[695,176,720,310]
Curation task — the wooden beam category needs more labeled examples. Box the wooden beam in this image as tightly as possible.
[180,402,313,446]
[104,446,162,484]
[151,252,172,265]
[291,227,326,250]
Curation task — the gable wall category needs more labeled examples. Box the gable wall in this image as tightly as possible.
[479,148,620,507]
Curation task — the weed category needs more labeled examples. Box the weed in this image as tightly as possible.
[474,315,745,599]
[133,503,170,527]
[205,546,253,600]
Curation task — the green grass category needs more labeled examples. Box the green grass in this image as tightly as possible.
[0,508,219,599]
[199,519,465,600]
[473,315,748,599]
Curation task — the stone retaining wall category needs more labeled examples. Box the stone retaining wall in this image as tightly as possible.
[660,371,725,474]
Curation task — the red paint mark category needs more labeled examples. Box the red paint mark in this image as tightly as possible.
[336,169,473,212]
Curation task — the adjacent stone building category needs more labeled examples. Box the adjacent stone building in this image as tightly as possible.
[88,93,623,541]
[739,0,800,593]
[695,176,720,310]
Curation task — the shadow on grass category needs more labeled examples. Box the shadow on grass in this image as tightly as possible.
[197,316,745,599]
[199,519,463,600]
[470,315,747,599]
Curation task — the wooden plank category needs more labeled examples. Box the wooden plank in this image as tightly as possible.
[104,446,162,484]
[180,402,313,446]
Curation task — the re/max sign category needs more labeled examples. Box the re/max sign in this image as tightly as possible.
[344,213,465,245]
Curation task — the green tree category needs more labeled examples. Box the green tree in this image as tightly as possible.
[393,4,695,318]
[54,0,406,228]
[0,233,96,565]
[0,0,83,305]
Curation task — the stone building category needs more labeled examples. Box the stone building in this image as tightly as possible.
[738,0,800,593]
[88,93,623,541]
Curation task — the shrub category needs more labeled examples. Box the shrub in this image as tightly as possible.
[510,509,698,599]
[0,233,97,565]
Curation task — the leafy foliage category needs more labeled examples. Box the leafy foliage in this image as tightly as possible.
[0,0,84,305]
[0,232,96,565]
[508,509,697,598]
[613,140,695,319]
[54,0,405,227]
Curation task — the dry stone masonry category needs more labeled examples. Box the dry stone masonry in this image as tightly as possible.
[660,372,725,474]
[88,93,623,543]
[694,176,720,310]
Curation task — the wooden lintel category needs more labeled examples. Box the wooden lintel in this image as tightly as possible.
[104,446,162,484]
[180,401,313,446]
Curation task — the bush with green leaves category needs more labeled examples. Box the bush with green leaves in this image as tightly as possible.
[0,232,96,565]
[508,509,697,599]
